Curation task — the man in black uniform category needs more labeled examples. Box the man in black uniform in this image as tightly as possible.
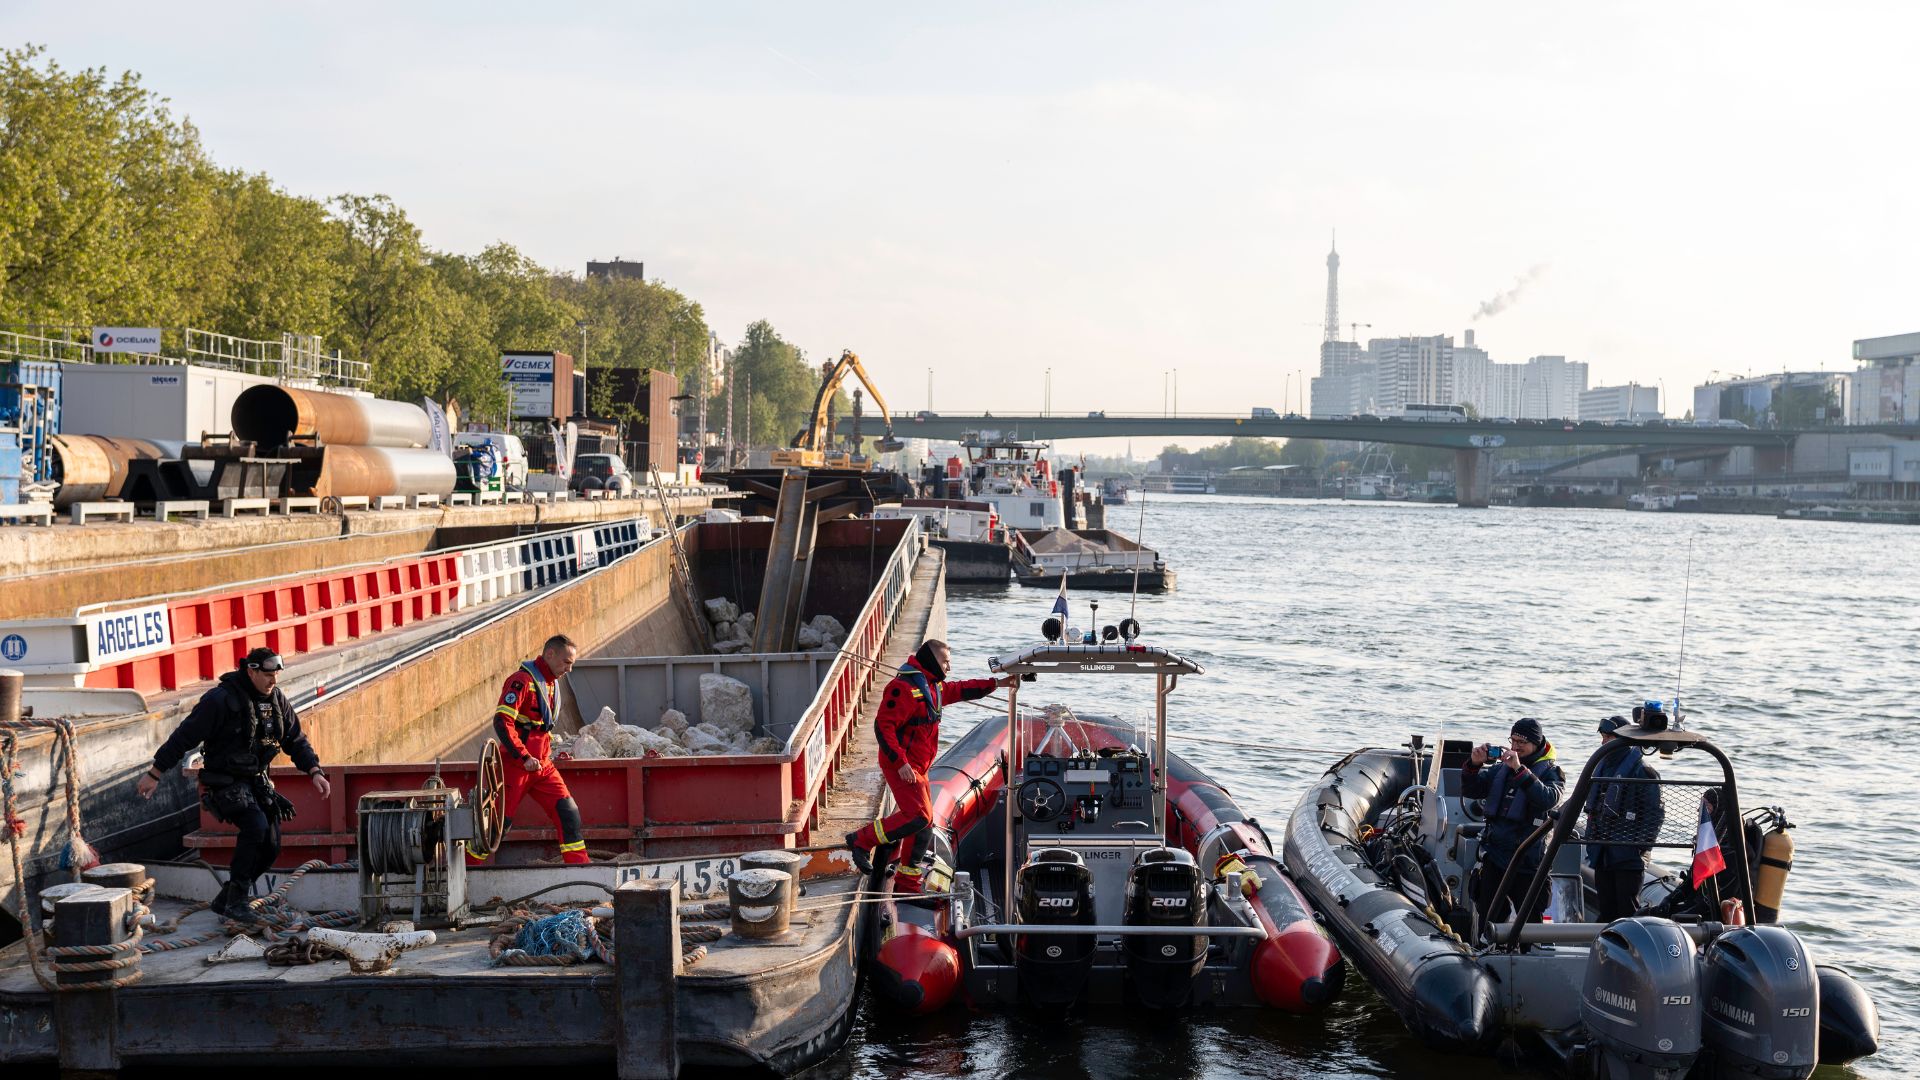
[136,648,331,923]
[1586,713,1663,923]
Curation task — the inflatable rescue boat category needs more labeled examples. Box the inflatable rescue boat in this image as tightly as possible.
[864,634,1344,1015]
[1283,724,1881,1078]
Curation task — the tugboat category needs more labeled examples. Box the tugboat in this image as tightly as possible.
[866,616,1343,1015]
[1283,718,1881,1077]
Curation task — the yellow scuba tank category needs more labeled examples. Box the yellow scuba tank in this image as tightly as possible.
[1753,824,1794,924]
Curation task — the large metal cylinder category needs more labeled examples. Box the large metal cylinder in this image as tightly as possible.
[231,385,432,449]
[294,446,456,499]
[48,434,182,507]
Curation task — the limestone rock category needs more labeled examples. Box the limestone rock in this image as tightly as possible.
[699,673,756,735]
[655,709,689,736]
[712,620,734,642]
[796,625,825,649]
[682,725,732,755]
[806,614,846,643]
[703,597,740,625]
[745,735,782,755]
[570,733,607,760]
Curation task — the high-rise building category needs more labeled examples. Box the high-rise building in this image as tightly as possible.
[1369,336,1454,413]
[587,258,645,282]
[1850,332,1920,424]
[1579,384,1662,422]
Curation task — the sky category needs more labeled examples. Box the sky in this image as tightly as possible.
[10,2,1918,433]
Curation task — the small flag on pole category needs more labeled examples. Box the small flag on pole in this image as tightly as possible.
[1051,572,1070,621]
[1691,798,1727,888]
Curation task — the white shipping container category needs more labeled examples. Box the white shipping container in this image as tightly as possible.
[59,362,278,443]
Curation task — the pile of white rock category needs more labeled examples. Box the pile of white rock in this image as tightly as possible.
[701,595,848,654]
[703,597,758,654]
[562,674,783,759]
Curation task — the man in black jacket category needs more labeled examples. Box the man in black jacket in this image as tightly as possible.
[1461,717,1565,928]
[136,648,331,923]
[1586,714,1663,922]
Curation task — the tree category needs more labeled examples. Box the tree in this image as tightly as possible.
[727,320,826,450]
[330,193,448,400]
[429,243,582,422]
[0,46,227,326]
[1277,438,1328,469]
[204,172,342,340]
[557,274,709,388]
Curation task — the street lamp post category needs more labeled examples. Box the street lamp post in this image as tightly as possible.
[1173,368,1179,417]
[1163,371,1170,417]
[1044,368,1052,416]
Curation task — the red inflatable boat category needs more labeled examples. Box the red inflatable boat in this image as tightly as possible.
[865,639,1344,1015]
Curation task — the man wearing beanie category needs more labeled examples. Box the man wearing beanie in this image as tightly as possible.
[845,639,1017,893]
[1585,715,1663,923]
[1461,717,1565,929]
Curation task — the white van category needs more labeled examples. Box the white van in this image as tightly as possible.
[455,431,528,490]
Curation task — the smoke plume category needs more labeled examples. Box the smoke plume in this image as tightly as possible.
[1472,264,1550,321]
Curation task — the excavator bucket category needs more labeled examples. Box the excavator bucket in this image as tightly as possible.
[875,436,906,453]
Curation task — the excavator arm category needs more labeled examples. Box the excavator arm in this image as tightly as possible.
[776,350,903,468]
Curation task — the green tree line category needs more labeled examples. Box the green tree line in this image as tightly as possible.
[0,45,826,443]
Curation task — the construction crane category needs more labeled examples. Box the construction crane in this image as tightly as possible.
[772,349,905,469]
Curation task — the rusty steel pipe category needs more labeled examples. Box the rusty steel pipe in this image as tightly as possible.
[293,446,456,499]
[48,434,182,507]
[231,385,432,449]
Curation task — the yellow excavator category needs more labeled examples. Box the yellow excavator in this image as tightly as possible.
[771,349,905,469]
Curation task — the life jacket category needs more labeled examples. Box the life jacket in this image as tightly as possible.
[1488,742,1559,826]
[203,671,291,781]
[514,659,558,732]
[896,664,940,727]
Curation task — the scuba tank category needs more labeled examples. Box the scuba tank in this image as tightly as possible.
[1748,806,1795,924]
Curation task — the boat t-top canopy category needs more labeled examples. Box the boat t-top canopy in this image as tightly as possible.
[989,643,1204,676]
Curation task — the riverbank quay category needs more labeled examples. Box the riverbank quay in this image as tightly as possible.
[0,485,731,621]
[0,535,951,1075]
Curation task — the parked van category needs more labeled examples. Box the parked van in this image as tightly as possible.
[454,431,527,489]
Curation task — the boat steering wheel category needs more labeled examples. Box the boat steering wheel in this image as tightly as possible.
[1016,777,1068,822]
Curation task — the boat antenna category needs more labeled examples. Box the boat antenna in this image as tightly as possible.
[1673,535,1694,717]
[1129,477,1149,620]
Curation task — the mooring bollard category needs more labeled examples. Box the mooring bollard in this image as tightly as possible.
[613,878,679,1080]
[51,886,136,1072]
[728,867,793,939]
[738,849,807,918]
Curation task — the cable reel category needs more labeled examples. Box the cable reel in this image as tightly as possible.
[469,738,508,859]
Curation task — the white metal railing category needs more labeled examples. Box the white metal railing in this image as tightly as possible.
[0,324,368,387]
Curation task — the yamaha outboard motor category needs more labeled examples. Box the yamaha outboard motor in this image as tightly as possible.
[1123,847,1207,1008]
[1814,964,1881,1066]
[1014,847,1096,1008]
[1580,917,1702,1080]
[1699,925,1819,1079]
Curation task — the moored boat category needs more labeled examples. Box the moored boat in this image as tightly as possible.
[1283,724,1881,1076]
[1010,527,1175,591]
[865,630,1342,1015]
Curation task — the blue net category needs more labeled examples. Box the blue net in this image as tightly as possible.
[503,909,603,963]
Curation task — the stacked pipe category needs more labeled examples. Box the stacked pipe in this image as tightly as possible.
[230,385,454,500]
[47,435,182,508]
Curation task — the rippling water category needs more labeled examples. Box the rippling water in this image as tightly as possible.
[820,496,1917,1079]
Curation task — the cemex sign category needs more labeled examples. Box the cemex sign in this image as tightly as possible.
[502,351,575,421]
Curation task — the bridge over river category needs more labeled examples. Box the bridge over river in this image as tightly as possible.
[835,413,1920,506]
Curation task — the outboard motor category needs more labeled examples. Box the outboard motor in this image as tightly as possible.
[1580,917,1702,1080]
[1699,925,1819,1079]
[1123,847,1207,1008]
[1813,964,1881,1066]
[1014,848,1096,1008]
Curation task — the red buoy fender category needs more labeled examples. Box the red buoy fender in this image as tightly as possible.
[873,924,961,1014]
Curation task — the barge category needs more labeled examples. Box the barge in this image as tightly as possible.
[1,516,949,1076]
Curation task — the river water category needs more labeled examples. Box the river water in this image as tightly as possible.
[819,495,1916,1079]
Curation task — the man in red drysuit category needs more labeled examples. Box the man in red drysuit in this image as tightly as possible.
[845,639,1013,892]
[472,634,590,866]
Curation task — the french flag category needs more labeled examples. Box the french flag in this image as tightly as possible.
[1692,799,1727,888]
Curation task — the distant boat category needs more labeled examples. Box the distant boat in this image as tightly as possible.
[1100,477,1130,505]
[1141,474,1214,495]
[1011,527,1175,591]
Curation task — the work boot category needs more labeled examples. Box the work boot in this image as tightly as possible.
[215,882,263,925]
[845,832,873,874]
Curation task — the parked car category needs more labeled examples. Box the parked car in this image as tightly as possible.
[454,431,528,490]
[571,453,635,495]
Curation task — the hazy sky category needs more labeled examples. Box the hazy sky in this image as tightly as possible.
[12,2,1918,424]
